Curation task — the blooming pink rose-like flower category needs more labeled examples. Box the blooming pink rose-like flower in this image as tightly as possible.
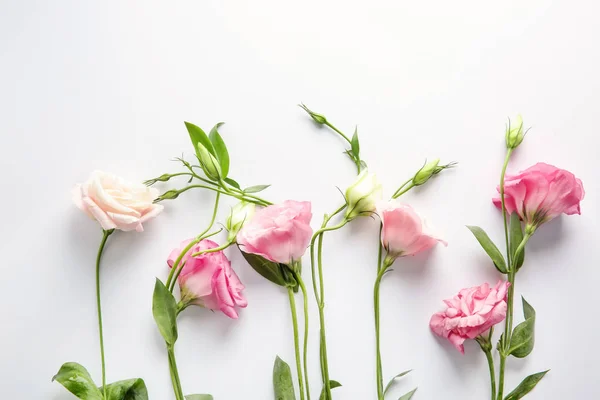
[377,201,447,259]
[237,200,313,264]
[168,239,247,319]
[72,170,163,232]
[493,163,584,227]
[430,281,509,354]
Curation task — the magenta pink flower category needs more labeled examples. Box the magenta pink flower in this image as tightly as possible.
[167,239,247,319]
[493,162,584,227]
[237,200,313,265]
[430,281,509,354]
[377,201,446,259]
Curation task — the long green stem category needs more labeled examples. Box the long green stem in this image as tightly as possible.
[392,182,415,199]
[167,345,185,400]
[95,229,113,397]
[499,149,514,268]
[297,275,311,400]
[477,338,496,400]
[309,205,347,399]
[373,265,388,400]
[288,287,306,400]
[163,184,269,206]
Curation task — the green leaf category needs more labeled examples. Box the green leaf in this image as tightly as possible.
[351,126,360,157]
[319,380,342,400]
[184,121,216,157]
[466,226,508,273]
[52,362,103,400]
[384,370,412,395]
[504,370,549,400]
[509,297,535,358]
[224,177,241,190]
[209,122,230,178]
[398,387,418,400]
[185,395,214,400]
[509,212,525,270]
[243,184,271,194]
[102,378,148,400]
[273,356,296,400]
[152,278,178,345]
[240,250,286,286]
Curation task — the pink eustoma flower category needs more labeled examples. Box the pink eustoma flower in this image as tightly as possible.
[167,239,247,319]
[237,200,313,265]
[377,201,446,259]
[429,281,509,354]
[493,162,584,228]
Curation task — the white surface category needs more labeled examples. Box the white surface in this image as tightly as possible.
[1,1,598,399]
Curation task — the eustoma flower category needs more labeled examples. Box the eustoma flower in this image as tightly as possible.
[345,170,383,220]
[167,239,247,319]
[429,281,509,353]
[54,171,162,399]
[493,162,585,231]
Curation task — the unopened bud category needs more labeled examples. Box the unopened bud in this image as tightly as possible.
[299,103,327,125]
[344,170,383,220]
[156,189,179,202]
[505,115,525,149]
[226,201,256,242]
[197,144,222,181]
[413,159,440,186]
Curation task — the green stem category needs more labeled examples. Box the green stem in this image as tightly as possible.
[309,205,347,399]
[477,338,496,400]
[500,149,514,268]
[373,264,388,400]
[164,184,269,206]
[95,229,113,397]
[324,122,352,144]
[297,275,312,400]
[288,287,306,400]
[392,181,415,199]
[167,345,185,400]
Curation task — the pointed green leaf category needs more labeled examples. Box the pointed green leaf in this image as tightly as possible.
[240,250,286,286]
[384,370,412,395]
[509,297,535,358]
[224,177,241,190]
[243,184,271,194]
[510,213,525,270]
[504,370,549,400]
[209,122,230,178]
[466,226,508,273]
[273,356,296,400]
[52,362,103,400]
[152,278,178,345]
[398,387,418,400]
[351,126,360,157]
[185,395,214,400]
[184,121,216,157]
[319,380,342,400]
[102,378,148,400]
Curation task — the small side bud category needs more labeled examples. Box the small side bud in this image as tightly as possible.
[299,103,327,125]
[505,115,525,149]
[226,201,256,242]
[413,158,440,186]
[344,170,383,221]
[155,189,179,202]
[196,143,222,181]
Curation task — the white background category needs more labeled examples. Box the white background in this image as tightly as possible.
[1,1,598,399]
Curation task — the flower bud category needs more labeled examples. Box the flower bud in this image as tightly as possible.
[226,201,256,242]
[156,189,180,202]
[299,103,327,125]
[197,143,222,181]
[413,158,440,186]
[505,115,524,149]
[344,170,383,220]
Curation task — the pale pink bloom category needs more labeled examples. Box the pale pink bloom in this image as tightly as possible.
[493,163,584,227]
[237,200,313,264]
[430,281,509,354]
[377,201,446,259]
[168,239,247,319]
[72,170,163,232]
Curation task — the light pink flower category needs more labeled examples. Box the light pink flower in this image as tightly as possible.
[72,170,163,232]
[430,281,509,353]
[377,201,446,259]
[493,163,584,227]
[168,239,247,319]
[237,200,313,265]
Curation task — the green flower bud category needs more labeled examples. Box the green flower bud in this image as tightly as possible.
[413,158,440,186]
[299,103,327,125]
[344,170,383,220]
[156,189,179,202]
[505,115,525,149]
[197,143,222,181]
[226,201,256,242]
